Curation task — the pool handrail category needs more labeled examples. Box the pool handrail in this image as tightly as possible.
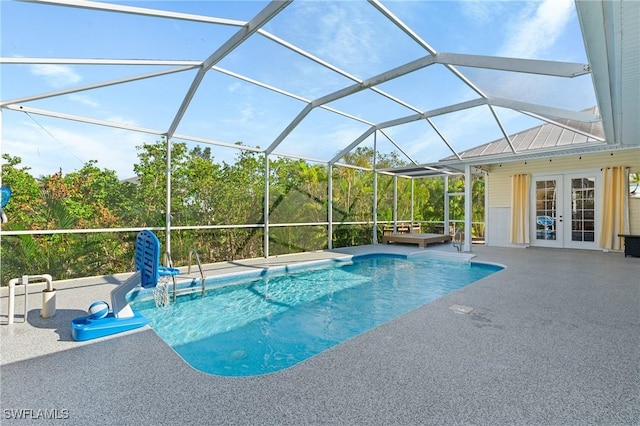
[185,249,206,301]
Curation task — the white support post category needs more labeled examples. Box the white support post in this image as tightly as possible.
[328,164,333,249]
[484,170,489,245]
[393,175,398,232]
[164,136,172,261]
[264,154,270,258]
[444,175,449,234]
[410,178,415,229]
[464,164,473,252]
[372,133,378,244]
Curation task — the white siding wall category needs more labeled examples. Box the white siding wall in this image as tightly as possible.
[484,149,640,248]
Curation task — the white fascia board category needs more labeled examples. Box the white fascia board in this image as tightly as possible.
[574,0,616,144]
[437,141,615,167]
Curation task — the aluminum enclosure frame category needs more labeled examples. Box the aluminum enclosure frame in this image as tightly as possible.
[1,0,636,258]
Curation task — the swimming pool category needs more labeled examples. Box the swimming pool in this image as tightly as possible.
[130,253,503,377]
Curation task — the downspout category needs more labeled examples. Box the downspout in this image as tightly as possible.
[484,170,489,245]
[464,164,473,252]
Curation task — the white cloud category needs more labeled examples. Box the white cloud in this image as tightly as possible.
[104,115,139,127]
[227,82,242,93]
[68,94,100,108]
[288,2,380,74]
[455,0,594,112]
[318,5,379,68]
[499,0,574,59]
[459,0,506,24]
[238,105,255,123]
[29,64,82,88]
[273,121,366,162]
[3,118,141,179]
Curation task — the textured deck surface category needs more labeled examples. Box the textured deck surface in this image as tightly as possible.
[1,245,639,425]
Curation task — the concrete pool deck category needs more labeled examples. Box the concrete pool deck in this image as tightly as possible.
[1,245,638,425]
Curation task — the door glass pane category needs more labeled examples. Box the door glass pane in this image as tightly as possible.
[536,180,557,240]
[570,177,595,242]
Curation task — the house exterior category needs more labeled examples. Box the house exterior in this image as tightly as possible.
[434,108,639,252]
[482,148,639,250]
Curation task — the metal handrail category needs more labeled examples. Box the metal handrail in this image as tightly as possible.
[163,251,180,302]
[188,249,206,298]
[452,230,463,252]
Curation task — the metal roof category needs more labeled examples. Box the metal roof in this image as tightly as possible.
[440,107,604,161]
[386,0,640,177]
[0,0,638,179]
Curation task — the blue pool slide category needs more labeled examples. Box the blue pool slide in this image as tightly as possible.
[71,230,178,341]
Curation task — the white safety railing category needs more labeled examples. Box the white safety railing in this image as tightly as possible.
[7,274,56,324]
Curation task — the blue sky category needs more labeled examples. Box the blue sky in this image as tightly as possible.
[1,0,596,179]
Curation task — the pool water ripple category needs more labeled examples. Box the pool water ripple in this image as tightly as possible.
[130,254,502,376]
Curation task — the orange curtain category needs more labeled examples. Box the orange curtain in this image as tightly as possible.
[599,166,629,250]
[510,174,530,244]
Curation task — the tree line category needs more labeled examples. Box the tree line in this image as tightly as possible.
[0,140,483,284]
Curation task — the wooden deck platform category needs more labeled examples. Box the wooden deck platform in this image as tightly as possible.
[381,233,452,248]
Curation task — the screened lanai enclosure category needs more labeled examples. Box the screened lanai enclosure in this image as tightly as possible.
[1,0,637,283]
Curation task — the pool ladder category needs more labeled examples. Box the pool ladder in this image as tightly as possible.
[165,249,206,302]
[452,230,463,252]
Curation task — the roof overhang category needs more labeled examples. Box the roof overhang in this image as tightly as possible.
[383,142,640,178]
[575,0,640,147]
[380,0,640,179]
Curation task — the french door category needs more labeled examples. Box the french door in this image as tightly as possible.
[531,172,599,249]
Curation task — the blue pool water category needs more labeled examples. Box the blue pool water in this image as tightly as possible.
[130,254,502,377]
